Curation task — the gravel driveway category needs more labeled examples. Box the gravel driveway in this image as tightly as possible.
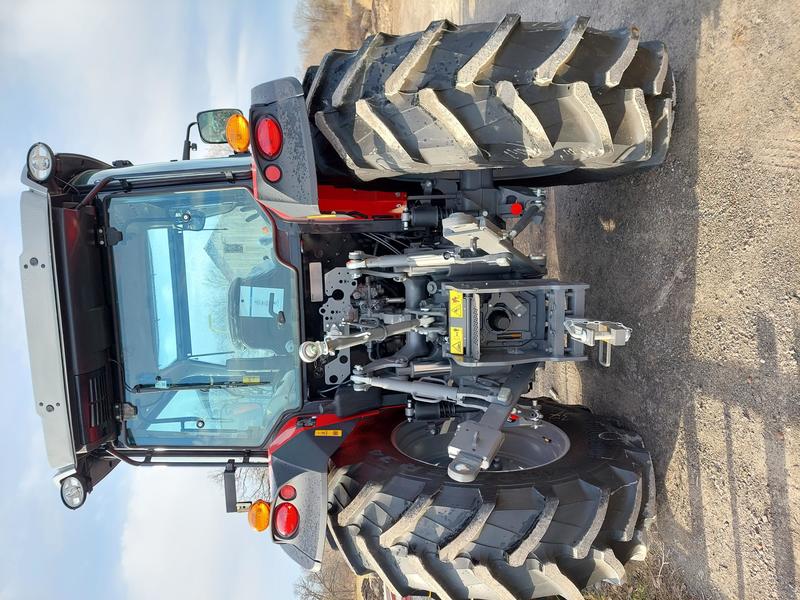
[372,1,800,598]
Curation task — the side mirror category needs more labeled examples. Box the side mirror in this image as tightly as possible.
[196,108,242,144]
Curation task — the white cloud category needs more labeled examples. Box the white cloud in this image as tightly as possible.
[1,1,202,164]
[121,468,300,600]
[1,3,306,598]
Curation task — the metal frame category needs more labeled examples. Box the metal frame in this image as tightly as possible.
[104,445,268,468]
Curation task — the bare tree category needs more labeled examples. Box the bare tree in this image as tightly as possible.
[293,0,373,68]
[209,465,270,502]
[294,544,356,600]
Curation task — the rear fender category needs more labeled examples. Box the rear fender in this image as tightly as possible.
[268,416,362,571]
[249,78,319,216]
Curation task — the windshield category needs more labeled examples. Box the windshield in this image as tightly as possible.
[108,187,300,447]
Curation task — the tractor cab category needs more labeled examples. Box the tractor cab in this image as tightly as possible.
[19,144,305,505]
[19,78,349,570]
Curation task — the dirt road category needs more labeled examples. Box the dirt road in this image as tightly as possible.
[371,1,800,598]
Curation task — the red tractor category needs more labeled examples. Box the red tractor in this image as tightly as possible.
[21,15,672,599]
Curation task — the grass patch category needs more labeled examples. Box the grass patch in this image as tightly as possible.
[585,536,701,600]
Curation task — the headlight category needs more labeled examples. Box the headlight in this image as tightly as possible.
[60,475,87,510]
[27,142,54,183]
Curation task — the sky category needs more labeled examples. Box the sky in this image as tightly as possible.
[0,2,307,598]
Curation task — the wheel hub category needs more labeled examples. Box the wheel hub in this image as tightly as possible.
[392,419,570,473]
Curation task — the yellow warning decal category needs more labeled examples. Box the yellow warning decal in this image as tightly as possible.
[449,290,464,318]
[314,429,343,437]
[449,326,464,355]
[242,375,261,384]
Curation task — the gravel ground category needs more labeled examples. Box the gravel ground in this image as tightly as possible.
[373,1,800,598]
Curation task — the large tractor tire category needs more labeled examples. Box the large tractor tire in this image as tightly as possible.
[306,15,675,185]
[327,400,655,599]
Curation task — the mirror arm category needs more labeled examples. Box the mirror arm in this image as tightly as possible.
[182,121,198,160]
[224,460,243,513]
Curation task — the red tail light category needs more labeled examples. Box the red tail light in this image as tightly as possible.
[274,503,299,538]
[278,484,296,501]
[255,117,282,159]
[264,164,282,183]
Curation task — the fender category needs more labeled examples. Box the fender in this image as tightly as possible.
[267,410,380,570]
[249,77,318,212]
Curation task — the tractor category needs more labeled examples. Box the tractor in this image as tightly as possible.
[20,15,673,599]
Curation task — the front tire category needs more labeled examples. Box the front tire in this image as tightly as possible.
[327,400,655,599]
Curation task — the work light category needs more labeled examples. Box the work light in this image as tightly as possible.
[27,142,54,183]
[60,475,86,510]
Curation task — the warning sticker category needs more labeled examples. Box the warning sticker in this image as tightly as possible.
[314,429,343,437]
[449,326,464,355]
[449,290,464,318]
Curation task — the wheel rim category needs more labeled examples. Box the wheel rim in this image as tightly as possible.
[392,419,571,472]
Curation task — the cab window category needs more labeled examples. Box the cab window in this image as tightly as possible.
[108,187,300,447]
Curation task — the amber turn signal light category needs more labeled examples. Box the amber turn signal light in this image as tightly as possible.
[247,499,271,532]
[225,113,251,153]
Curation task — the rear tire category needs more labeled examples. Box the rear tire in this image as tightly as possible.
[307,15,675,184]
[327,400,655,599]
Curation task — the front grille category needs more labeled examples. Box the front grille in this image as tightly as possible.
[88,368,111,429]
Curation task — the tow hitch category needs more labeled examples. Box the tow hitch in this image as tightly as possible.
[565,319,632,367]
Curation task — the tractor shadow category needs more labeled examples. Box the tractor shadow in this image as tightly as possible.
[464,1,800,599]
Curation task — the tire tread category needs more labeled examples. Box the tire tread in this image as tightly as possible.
[327,402,656,598]
[310,15,674,183]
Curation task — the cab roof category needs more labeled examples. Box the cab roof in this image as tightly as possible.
[76,156,252,187]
